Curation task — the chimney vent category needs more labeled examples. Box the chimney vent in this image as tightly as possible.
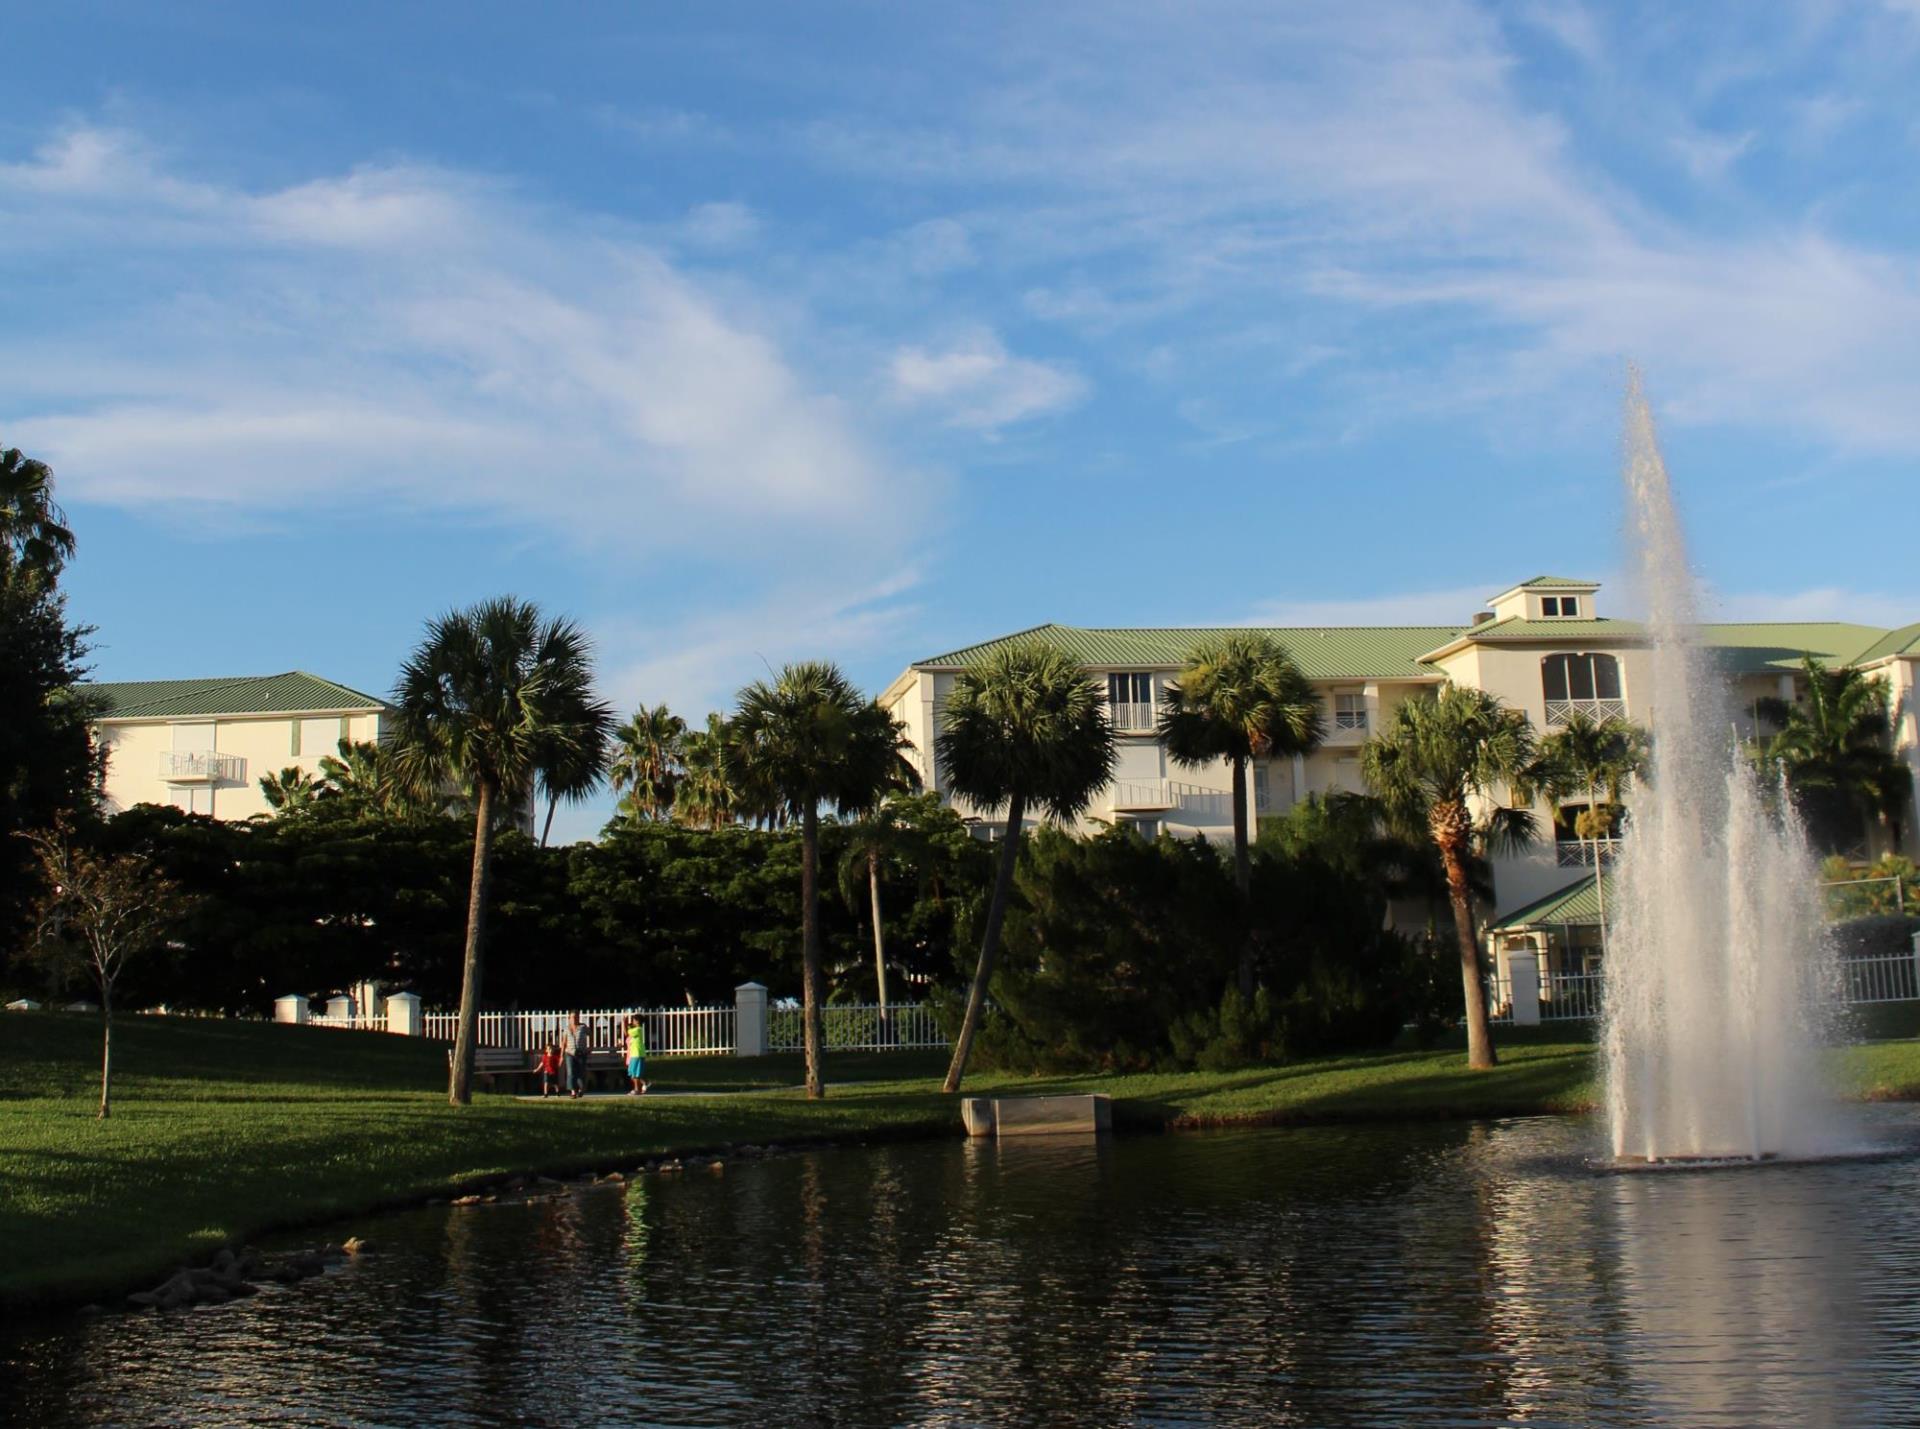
[1472,611,1496,626]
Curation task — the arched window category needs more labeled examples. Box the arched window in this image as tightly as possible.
[1542,653,1623,724]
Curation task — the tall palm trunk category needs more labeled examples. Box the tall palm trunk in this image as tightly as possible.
[944,790,1027,1093]
[1229,751,1254,998]
[800,803,826,1099]
[449,781,497,1106]
[99,987,113,1121]
[540,791,558,848]
[868,848,892,1045]
[1432,799,1497,1070]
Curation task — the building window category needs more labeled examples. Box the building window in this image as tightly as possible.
[1542,653,1624,724]
[1107,673,1154,732]
[1541,595,1581,617]
[1123,816,1161,840]
[1333,691,1368,732]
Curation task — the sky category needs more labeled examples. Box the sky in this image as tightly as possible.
[5,1,1919,840]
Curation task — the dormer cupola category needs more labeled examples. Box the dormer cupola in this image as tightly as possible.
[1487,576,1601,624]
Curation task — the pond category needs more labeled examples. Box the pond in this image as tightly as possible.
[7,1112,1920,1426]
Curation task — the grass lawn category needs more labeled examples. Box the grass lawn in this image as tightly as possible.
[5,1012,1919,1306]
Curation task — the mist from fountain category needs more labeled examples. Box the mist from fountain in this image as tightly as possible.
[1601,369,1843,1162]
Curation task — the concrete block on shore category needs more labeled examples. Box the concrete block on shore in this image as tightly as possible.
[960,1098,996,1138]
[990,1093,1111,1137]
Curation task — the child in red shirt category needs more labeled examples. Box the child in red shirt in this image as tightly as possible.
[537,1043,562,1098]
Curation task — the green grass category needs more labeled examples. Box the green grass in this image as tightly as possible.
[4,1012,1919,1307]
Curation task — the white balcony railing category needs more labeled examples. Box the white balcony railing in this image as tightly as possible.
[1555,838,1620,868]
[159,751,244,784]
[1332,709,1368,732]
[1105,779,1232,819]
[1110,701,1155,733]
[1544,698,1626,727]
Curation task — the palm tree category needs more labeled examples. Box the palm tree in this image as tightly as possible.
[675,713,739,830]
[837,771,923,1044]
[610,704,687,825]
[391,597,613,1106]
[1157,633,1323,997]
[259,765,324,812]
[1360,685,1539,1070]
[1757,657,1914,855]
[0,446,75,588]
[936,639,1117,1092]
[729,662,909,1099]
[1539,712,1648,954]
[535,716,612,847]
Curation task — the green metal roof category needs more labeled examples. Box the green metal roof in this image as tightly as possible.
[1491,873,1613,929]
[1849,622,1920,667]
[921,617,1903,681]
[916,624,1462,680]
[84,672,389,720]
[1514,575,1599,588]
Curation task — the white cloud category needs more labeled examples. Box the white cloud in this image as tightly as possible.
[888,329,1085,430]
[790,1,1920,458]
[0,125,919,557]
[680,200,759,247]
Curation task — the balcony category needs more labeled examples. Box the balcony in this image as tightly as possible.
[1105,779,1231,819]
[160,751,244,784]
[1544,698,1626,728]
[1110,702,1156,734]
[1555,837,1620,868]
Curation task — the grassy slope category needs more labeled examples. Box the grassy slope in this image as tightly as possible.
[5,1013,1919,1305]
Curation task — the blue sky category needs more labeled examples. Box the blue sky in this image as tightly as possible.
[6,1,1919,839]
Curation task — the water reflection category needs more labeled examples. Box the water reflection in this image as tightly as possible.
[7,1114,1920,1425]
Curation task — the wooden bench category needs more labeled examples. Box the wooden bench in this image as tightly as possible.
[448,1046,537,1093]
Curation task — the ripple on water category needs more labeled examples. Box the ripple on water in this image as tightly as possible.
[8,1110,1920,1426]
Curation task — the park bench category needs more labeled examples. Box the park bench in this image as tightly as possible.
[447,1045,538,1093]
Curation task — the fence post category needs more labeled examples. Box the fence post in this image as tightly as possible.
[274,994,309,1025]
[1911,931,1920,1001]
[325,995,352,1022]
[735,982,768,1058]
[386,991,423,1036]
[1508,951,1542,1027]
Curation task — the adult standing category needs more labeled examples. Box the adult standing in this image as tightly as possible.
[559,1011,591,1099]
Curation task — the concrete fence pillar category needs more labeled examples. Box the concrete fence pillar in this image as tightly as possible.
[386,991,423,1036]
[274,994,309,1025]
[325,995,352,1021]
[1508,950,1542,1027]
[735,982,769,1058]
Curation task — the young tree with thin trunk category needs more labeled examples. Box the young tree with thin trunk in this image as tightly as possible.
[1157,633,1323,998]
[1360,685,1539,1071]
[1539,711,1648,955]
[535,716,612,848]
[392,598,614,1106]
[937,640,1116,1093]
[837,783,923,1045]
[730,663,910,1099]
[24,827,190,1119]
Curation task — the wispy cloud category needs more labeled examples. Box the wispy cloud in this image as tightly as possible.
[888,329,1085,430]
[0,124,919,558]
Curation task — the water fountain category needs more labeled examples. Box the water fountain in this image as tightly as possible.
[1602,369,1844,1163]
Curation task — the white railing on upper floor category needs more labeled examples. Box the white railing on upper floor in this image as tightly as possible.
[1544,698,1627,727]
[1110,702,1156,734]
[159,751,244,783]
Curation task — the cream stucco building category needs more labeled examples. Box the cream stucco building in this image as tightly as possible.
[881,576,1920,927]
[86,672,390,822]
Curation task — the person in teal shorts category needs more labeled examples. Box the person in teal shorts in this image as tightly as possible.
[625,1015,649,1096]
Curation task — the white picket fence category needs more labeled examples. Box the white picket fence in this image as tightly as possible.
[418,1006,738,1056]
[309,1011,389,1033]
[767,1001,947,1052]
[1487,949,1920,1025]
[405,1000,946,1056]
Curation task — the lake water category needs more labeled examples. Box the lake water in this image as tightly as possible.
[8,1112,1920,1426]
